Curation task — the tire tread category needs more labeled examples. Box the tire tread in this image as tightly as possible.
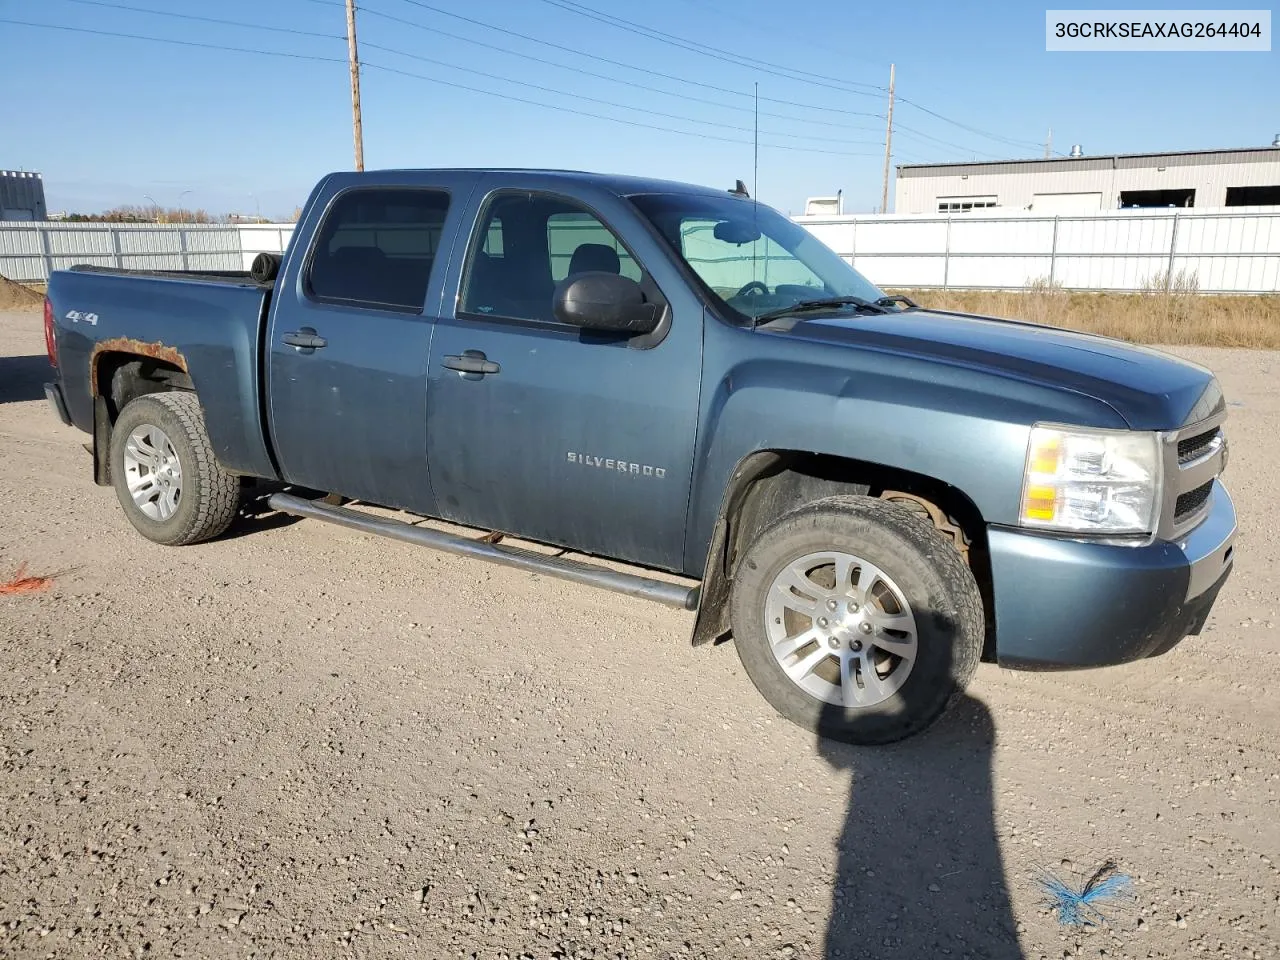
[729,494,985,744]
[111,392,239,545]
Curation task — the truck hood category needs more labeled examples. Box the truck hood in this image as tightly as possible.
[779,308,1221,429]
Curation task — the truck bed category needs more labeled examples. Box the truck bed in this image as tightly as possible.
[48,265,278,480]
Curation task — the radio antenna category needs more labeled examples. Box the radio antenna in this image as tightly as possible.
[753,81,759,199]
[753,81,760,283]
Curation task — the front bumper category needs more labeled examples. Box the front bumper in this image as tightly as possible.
[988,480,1236,669]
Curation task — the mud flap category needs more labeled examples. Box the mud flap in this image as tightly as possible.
[92,395,112,486]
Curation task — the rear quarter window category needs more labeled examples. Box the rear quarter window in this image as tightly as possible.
[306,188,450,313]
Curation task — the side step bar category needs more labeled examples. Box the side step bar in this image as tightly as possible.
[267,492,700,611]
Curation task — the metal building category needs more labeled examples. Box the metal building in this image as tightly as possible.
[894,143,1280,215]
[0,170,47,221]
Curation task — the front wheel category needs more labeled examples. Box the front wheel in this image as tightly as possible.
[729,495,984,745]
[109,392,240,545]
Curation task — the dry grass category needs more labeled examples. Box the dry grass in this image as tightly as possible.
[890,283,1280,348]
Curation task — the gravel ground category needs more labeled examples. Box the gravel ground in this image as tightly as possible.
[1,306,1277,959]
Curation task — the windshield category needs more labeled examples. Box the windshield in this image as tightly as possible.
[627,191,885,323]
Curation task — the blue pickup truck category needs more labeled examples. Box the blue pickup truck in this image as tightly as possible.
[42,168,1236,743]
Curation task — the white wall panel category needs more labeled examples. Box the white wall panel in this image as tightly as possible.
[4,211,1278,293]
[793,208,1280,292]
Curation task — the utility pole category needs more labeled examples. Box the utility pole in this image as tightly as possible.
[880,63,895,215]
[1045,126,1053,159]
[345,0,365,171]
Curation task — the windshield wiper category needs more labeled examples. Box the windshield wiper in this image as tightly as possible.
[874,295,919,310]
[752,296,889,325]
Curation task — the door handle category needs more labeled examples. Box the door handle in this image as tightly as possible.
[442,350,500,375]
[282,327,328,351]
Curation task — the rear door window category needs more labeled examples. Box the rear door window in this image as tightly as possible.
[307,188,450,313]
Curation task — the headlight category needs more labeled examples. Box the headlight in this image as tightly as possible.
[1019,425,1161,535]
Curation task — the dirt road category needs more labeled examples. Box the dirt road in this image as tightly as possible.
[1,306,1277,959]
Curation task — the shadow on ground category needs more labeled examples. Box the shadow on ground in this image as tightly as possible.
[0,355,52,404]
[218,481,311,541]
[819,695,1023,959]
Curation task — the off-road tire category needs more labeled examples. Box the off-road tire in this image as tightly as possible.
[110,392,240,546]
[729,495,984,745]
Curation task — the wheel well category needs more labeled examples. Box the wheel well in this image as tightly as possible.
[692,451,995,658]
[89,352,194,487]
[94,352,194,421]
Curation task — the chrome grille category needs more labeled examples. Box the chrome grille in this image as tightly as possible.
[1177,428,1220,464]
[1175,481,1213,522]
[1159,410,1228,539]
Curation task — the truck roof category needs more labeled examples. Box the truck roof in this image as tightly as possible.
[348,168,734,198]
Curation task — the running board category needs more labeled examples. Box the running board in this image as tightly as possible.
[267,492,700,611]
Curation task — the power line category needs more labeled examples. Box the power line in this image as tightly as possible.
[892,123,1011,160]
[897,97,1048,153]
[25,0,886,146]
[362,40,884,146]
[36,0,1027,163]
[343,0,887,120]
[892,150,931,164]
[0,17,878,159]
[0,17,346,62]
[45,0,343,40]
[349,2,885,134]
[23,2,1039,163]
[532,0,887,96]
[364,61,881,157]
[529,0,1046,155]
[313,0,1044,159]
[56,0,847,135]
[680,0,857,62]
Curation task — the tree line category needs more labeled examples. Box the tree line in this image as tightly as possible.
[62,205,234,224]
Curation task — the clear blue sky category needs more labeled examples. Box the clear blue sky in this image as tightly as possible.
[1,0,1275,218]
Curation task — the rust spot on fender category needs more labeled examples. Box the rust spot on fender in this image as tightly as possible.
[90,338,189,395]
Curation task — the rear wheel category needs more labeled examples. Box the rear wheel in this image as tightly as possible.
[109,392,240,545]
[729,495,984,745]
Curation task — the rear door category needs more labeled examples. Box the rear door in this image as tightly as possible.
[425,179,704,572]
[266,173,476,512]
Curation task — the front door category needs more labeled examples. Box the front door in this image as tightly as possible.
[266,178,472,512]
[425,186,703,571]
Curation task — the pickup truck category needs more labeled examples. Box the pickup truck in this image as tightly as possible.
[42,168,1236,744]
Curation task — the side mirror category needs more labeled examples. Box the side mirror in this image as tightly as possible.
[552,272,660,334]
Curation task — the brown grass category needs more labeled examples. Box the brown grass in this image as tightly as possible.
[889,284,1280,349]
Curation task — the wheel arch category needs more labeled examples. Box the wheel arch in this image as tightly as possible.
[94,351,193,413]
[89,348,194,486]
[689,449,995,658]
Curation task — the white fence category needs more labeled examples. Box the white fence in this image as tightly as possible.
[236,223,296,271]
[5,207,1279,294]
[795,206,1280,293]
[0,222,245,281]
